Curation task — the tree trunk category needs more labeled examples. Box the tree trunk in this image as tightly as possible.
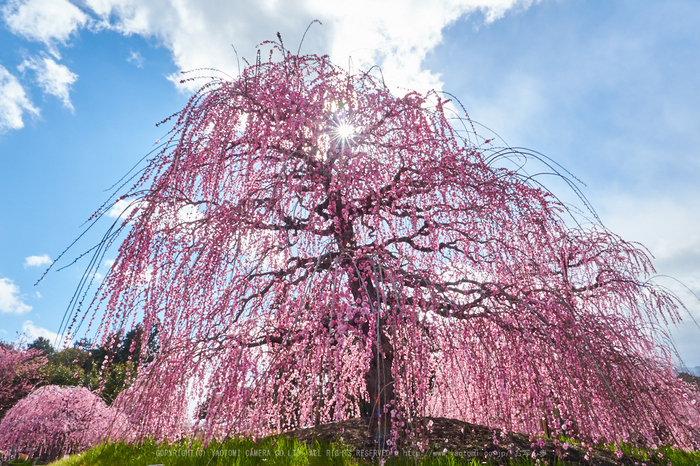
[365,325,395,443]
[342,243,396,440]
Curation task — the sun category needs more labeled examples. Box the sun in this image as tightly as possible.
[326,101,357,144]
[335,122,355,140]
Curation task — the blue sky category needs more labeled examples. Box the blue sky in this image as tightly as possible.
[1,0,699,367]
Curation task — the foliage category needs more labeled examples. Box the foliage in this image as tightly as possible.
[28,327,155,404]
[677,372,700,391]
[43,347,97,389]
[61,47,700,447]
[0,342,46,420]
[27,336,54,356]
[0,385,130,461]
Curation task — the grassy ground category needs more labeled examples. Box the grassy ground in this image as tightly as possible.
[25,436,698,466]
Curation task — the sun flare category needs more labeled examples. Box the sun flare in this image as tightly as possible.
[335,123,354,140]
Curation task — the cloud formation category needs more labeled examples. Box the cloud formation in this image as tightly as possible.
[1,0,88,51]
[127,50,144,68]
[0,65,39,132]
[0,277,32,314]
[1,0,537,131]
[22,320,71,347]
[107,198,141,219]
[600,197,700,277]
[18,56,78,109]
[598,194,700,363]
[79,0,534,93]
[310,0,536,93]
[24,254,52,267]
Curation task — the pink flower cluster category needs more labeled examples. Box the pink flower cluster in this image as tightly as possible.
[0,343,46,416]
[0,385,131,460]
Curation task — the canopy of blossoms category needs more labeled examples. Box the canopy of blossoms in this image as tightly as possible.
[62,47,700,448]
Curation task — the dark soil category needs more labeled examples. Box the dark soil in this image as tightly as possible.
[276,417,638,465]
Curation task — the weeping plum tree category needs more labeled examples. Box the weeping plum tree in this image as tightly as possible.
[0,385,130,460]
[64,47,699,447]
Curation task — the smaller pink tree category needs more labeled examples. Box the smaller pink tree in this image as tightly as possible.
[0,343,46,419]
[0,385,131,461]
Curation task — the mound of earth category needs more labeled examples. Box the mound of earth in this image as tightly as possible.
[274,417,638,465]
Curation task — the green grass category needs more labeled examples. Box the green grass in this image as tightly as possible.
[44,436,548,466]
[41,436,700,466]
[617,442,700,466]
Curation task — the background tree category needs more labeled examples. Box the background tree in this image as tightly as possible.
[0,342,46,420]
[29,328,154,404]
[27,337,54,357]
[0,385,130,461]
[62,48,699,448]
[42,345,100,392]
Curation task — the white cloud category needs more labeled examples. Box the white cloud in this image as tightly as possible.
[22,320,72,347]
[127,50,144,67]
[599,195,700,366]
[1,0,540,131]
[2,0,89,51]
[18,56,78,110]
[0,65,39,132]
[600,196,700,279]
[177,203,204,223]
[24,254,52,267]
[0,277,32,314]
[80,0,536,93]
[107,198,142,218]
[107,198,203,240]
[312,0,537,93]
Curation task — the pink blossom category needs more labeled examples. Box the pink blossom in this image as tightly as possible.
[0,343,46,417]
[0,385,131,461]
[62,47,700,448]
